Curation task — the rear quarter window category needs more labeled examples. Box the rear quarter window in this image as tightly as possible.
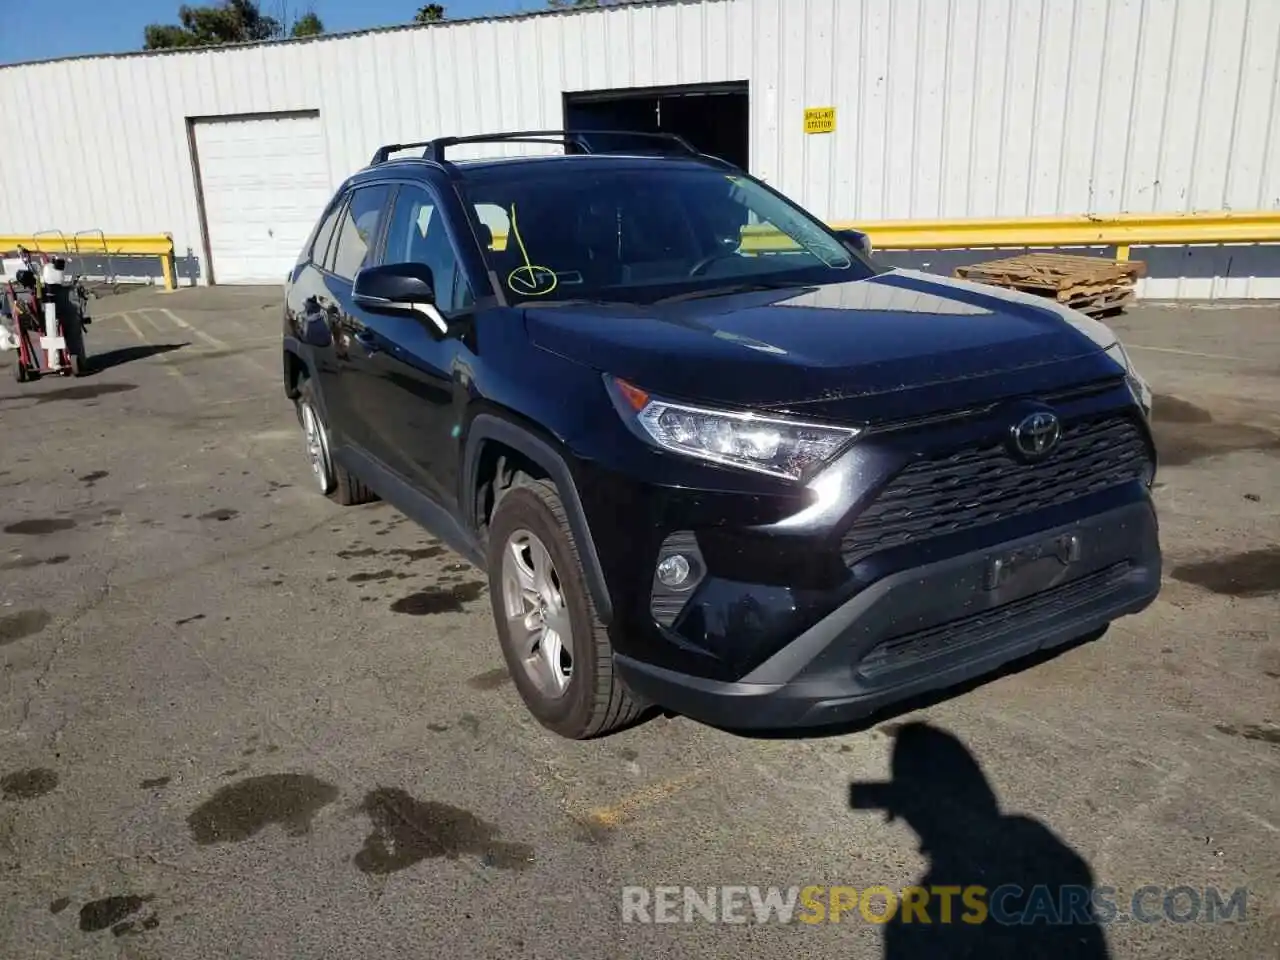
[330,184,393,280]
[308,196,346,267]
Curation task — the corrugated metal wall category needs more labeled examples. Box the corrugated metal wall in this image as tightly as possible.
[1,0,1278,295]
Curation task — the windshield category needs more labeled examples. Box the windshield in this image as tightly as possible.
[459,162,877,305]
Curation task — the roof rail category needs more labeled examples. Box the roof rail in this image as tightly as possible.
[369,140,435,165]
[367,129,731,167]
[426,129,700,161]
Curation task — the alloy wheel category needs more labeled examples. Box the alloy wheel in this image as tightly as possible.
[501,529,574,699]
[300,400,333,493]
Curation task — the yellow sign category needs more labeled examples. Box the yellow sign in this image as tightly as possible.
[804,107,836,134]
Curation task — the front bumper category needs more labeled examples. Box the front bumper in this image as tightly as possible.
[613,500,1161,730]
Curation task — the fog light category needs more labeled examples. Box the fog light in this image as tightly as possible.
[656,553,693,588]
[650,532,706,629]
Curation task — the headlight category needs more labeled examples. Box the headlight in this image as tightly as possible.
[606,376,861,481]
[1105,341,1152,418]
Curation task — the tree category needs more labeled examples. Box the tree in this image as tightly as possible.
[143,0,281,49]
[548,0,614,7]
[290,10,324,37]
[414,3,445,22]
[143,1,324,48]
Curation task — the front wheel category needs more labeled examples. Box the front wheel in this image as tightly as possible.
[487,474,645,739]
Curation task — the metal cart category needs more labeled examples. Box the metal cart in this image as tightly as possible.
[2,246,89,381]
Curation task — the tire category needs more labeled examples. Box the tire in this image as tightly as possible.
[64,317,88,377]
[487,473,644,739]
[295,378,377,506]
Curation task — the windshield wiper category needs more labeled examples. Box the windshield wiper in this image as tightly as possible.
[516,298,619,308]
[653,281,804,304]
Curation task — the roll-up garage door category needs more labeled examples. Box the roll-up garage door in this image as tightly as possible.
[192,113,331,284]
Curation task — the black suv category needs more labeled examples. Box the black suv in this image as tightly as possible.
[282,130,1161,739]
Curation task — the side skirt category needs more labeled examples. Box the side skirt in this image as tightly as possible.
[334,444,486,569]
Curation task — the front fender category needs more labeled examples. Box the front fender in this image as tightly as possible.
[463,413,614,625]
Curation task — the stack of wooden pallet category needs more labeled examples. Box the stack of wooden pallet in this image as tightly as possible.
[954,253,1146,316]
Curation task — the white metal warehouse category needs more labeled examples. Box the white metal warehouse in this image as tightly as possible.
[1,0,1278,295]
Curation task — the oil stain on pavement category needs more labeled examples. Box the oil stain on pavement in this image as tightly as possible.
[1215,723,1280,746]
[353,788,534,874]
[79,470,109,486]
[0,609,52,645]
[3,518,75,535]
[1,768,59,799]
[466,667,512,690]
[1171,546,1280,598]
[187,774,339,844]
[387,546,446,562]
[0,554,70,570]
[337,546,380,559]
[390,582,486,615]
[110,915,160,937]
[348,569,401,583]
[78,894,153,933]
[198,508,239,522]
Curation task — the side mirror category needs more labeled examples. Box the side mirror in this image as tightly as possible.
[835,228,873,257]
[352,262,447,334]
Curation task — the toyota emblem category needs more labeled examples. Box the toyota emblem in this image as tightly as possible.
[1011,410,1061,460]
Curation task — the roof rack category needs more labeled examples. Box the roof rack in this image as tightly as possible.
[369,140,436,165]
[369,129,723,167]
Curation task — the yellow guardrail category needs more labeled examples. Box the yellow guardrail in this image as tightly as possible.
[0,233,176,290]
[825,210,1280,261]
[492,209,1280,263]
[5,210,1277,292]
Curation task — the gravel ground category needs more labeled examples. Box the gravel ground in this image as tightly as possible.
[0,287,1276,960]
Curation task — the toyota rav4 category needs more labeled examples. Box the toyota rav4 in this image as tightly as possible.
[282,130,1161,739]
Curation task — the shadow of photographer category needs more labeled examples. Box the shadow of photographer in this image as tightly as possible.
[850,722,1110,959]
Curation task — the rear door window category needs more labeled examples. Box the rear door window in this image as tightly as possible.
[329,184,393,281]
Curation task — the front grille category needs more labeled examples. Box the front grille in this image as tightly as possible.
[857,561,1132,679]
[841,415,1150,566]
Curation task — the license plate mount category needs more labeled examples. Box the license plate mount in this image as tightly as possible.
[984,532,1082,592]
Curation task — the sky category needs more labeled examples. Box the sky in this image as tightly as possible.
[0,0,536,65]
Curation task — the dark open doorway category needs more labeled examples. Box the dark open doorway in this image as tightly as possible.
[562,81,749,168]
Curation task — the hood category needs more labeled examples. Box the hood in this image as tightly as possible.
[524,269,1126,420]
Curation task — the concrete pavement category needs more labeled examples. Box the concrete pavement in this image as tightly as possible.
[0,286,1276,959]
